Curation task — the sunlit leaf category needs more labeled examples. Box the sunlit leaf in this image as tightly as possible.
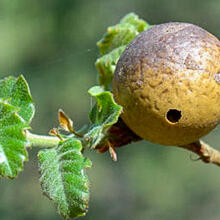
[85,86,122,149]
[0,75,34,178]
[0,75,35,123]
[0,101,28,178]
[95,45,126,90]
[97,12,150,56]
[96,13,151,90]
[38,138,92,219]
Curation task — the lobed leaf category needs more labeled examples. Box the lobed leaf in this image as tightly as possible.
[0,101,28,178]
[38,138,92,219]
[85,86,122,149]
[0,75,34,178]
[96,13,151,90]
[97,12,149,56]
[0,75,35,123]
[95,45,126,90]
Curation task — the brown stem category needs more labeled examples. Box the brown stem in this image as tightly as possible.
[179,140,220,167]
[95,117,141,153]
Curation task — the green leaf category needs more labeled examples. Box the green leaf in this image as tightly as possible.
[85,86,122,148]
[95,45,126,90]
[0,75,35,123]
[97,12,150,56]
[38,138,92,219]
[0,101,28,178]
[96,13,151,90]
[0,75,35,178]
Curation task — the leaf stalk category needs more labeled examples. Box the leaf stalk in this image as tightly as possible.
[25,130,60,148]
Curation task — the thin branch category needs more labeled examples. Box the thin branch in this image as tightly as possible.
[25,130,60,148]
[179,140,220,167]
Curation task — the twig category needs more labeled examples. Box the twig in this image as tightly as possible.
[179,140,220,167]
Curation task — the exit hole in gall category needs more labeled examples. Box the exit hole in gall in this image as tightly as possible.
[166,109,182,123]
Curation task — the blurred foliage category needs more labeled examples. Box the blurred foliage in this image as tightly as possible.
[1,0,220,220]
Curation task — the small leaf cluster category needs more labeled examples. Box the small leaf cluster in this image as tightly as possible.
[96,12,151,90]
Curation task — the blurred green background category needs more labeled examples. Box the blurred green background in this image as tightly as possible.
[1,0,220,219]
